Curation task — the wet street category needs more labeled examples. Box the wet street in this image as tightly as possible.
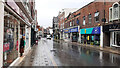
[20,38,120,66]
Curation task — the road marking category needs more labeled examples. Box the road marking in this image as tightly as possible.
[43,40,58,68]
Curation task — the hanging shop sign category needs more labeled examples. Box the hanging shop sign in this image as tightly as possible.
[103,24,120,32]
[80,27,101,34]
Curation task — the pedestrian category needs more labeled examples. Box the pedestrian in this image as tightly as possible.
[20,36,25,57]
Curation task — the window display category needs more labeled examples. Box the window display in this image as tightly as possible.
[3,11,19,66]
[114,32,120,46]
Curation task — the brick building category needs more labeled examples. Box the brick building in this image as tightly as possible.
[63,0,115,47]
[58,8,78,40]
[103,1,120,48]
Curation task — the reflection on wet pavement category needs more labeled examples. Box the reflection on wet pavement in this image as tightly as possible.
[20,38,120,66]
[52,40,120,66]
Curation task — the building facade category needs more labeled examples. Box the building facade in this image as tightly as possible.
[103,2,120,48]
[0,0,37,67]
[58,8,78,41]
[53,17,59,40]
[62,1,114,48]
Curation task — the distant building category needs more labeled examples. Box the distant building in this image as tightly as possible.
[58,8,78,40]
[53,17,59,40]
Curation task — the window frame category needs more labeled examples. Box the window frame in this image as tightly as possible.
[83,16,86,26]
[88,14,92,24]
[112,3,119,20]
[94,11,99,23]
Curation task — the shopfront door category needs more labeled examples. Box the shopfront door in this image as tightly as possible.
[116,32,120,46]
[72,32,79,42]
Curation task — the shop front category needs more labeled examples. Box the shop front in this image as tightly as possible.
[4,11,20,66]
[103,24,120,47]
[59,29,63,40]
[63,28,69,40]
[63,26,79,42]
[80,27,101,46]
[69,27,79,42]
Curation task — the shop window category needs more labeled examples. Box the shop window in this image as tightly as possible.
[68,33,70,39]
[88,14,92,24]
[3,13,19,66]
[94,11,99,23]
[83,16,85,26]
[114,32,120,46]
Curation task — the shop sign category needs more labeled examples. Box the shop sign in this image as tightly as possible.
[103,24,120,32]
[92,27,101,34]
[69,27,78,33]
[63,29,69,33]
[109,24,120,31]
[80,27,101,34]
[3,43,10,52]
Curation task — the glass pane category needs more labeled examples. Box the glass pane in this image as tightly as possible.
[3,13,18,66]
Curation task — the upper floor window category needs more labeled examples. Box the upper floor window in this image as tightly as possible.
[76,18,79,25]
[60,24,62,29]
[83,16,85,25]
[88,14,92,24]
[109,2,119,21]
[63,23,64,28]
[70,21,72,26]
[72,20,74,26]
[94,11,99,22]
[113,3,119,19]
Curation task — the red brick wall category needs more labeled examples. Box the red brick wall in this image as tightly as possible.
[64,1,114,29]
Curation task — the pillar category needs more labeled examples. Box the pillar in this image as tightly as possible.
[29,26,31,49]
[0,0,4,67]
[18,21,20,57]
[25,25,27,50]
[100,26,103,47]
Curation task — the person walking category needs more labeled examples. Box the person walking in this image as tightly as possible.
[20,36,25,57]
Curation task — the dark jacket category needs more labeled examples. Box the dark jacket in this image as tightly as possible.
[20,38,24,48]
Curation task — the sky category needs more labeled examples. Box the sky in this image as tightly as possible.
[35,0,94,28]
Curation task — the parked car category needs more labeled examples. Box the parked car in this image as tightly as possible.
[47,35,51,40]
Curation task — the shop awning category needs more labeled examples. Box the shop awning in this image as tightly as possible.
[80,27,101,34]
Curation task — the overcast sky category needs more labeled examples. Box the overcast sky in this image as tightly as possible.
[35,0,94,28]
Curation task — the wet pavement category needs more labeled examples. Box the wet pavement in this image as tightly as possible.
[19,38,120,66]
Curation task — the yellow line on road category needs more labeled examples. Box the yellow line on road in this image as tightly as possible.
[43,40,58,68]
